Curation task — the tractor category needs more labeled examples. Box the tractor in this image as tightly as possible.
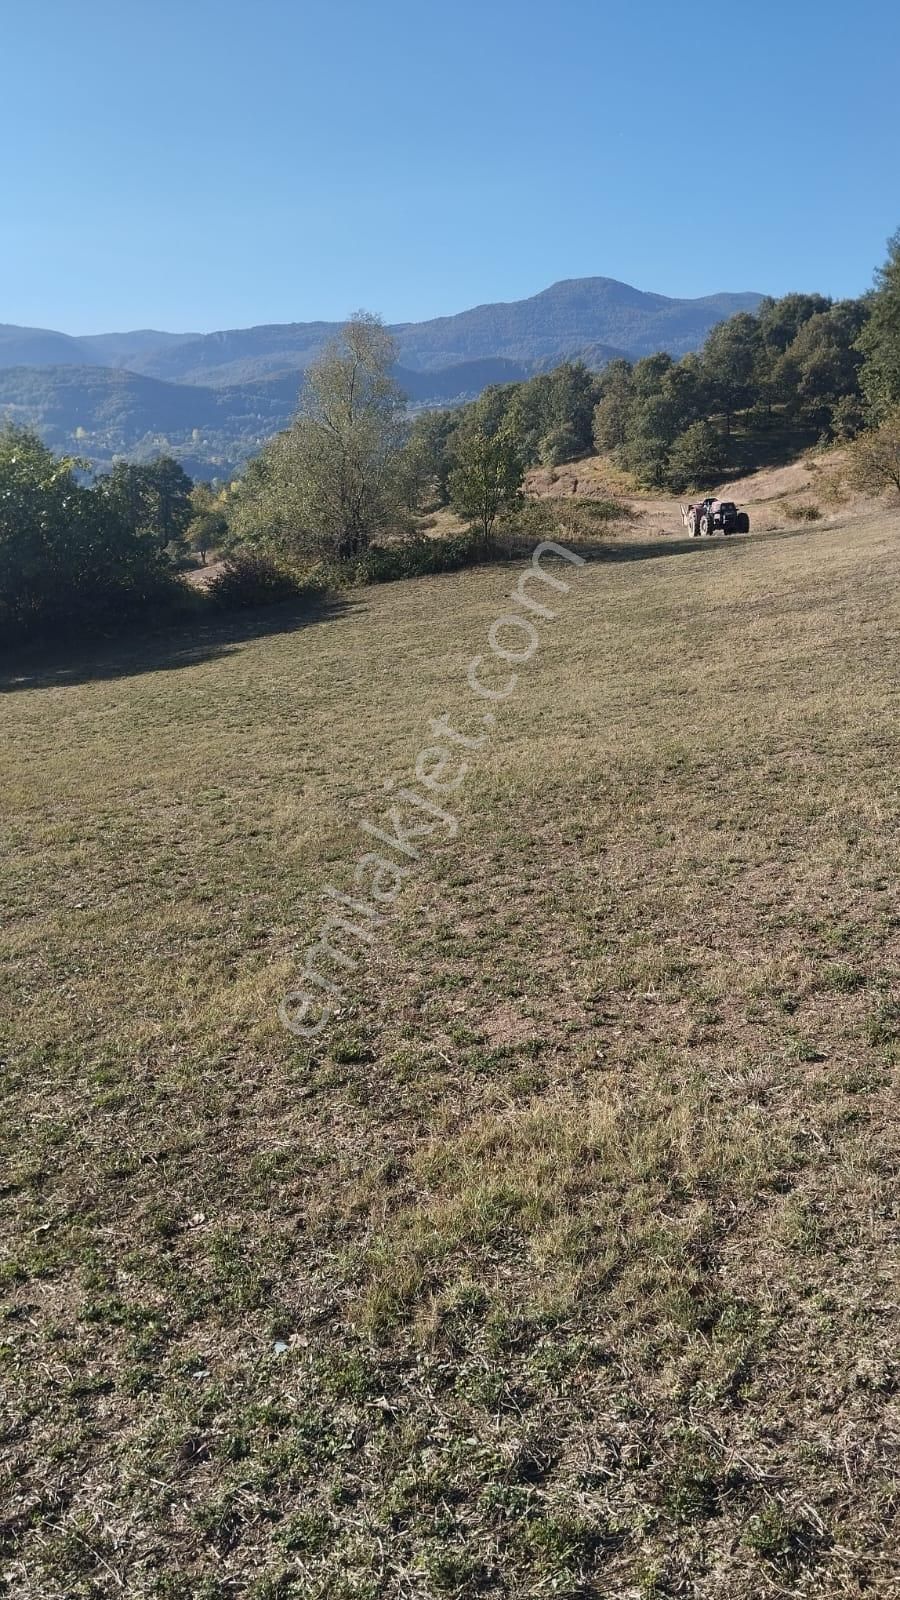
[681,498,750,537]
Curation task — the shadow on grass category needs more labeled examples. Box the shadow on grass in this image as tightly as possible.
[723,422,819,479]
[1,527,820,694]
[0,590,353,694]
[497,526,808,568]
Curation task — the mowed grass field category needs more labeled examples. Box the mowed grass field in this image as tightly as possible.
[1,511,899,1599]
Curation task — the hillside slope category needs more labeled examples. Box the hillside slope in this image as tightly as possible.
[0,358,532,474]
[1,278,762,386]
[1,509,897,1597]
[0,278,764,472]
[389,277,763,370]
[125,278,761,385]
[0,322,102,369]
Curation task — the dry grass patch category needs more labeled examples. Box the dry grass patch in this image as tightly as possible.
[2,512,899,1597]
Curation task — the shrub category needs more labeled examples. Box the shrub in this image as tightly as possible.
[829,394,867,442]
[783,501,823,523]
[357,530,492,584]
[845,410,900,496]
[742,1505,828,1572]
[584,496,634,523]
[206,551,303,609]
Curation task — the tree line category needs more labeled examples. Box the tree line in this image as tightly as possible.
[228,230,900,568]
[0,435,225,642]
[401,233,900,497]
[4,232,900,645]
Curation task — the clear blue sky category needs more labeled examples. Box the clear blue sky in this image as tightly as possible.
[3,0,899,334]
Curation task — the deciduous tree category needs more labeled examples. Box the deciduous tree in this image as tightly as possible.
[448,426,524,541]
[230,314,407,563]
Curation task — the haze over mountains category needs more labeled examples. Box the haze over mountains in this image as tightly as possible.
[0,277,762,477]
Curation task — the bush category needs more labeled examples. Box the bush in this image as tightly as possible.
[829,394,867,442]
[845,410,900,496]
[783,501,823,523]
[356,530,492,584]
[206,551,303,609]
[582,496,634,523]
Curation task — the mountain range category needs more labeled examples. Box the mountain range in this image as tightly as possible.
[0,278,763,478]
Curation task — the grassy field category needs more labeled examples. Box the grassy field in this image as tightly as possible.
[1,508,899,1598]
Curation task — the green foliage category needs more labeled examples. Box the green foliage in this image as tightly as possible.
[456,362,599,468]
[228,314,408,565]
[401,409,459,507]
[858,230,900,420]
[582,285,875,482]
[665,421,726,492]
[206,551,303,609]
[0,425,175,643]
[779,302,867,434]
[359,530,493,583]
[742,1505,827,1573]
[538,422,582,466]
[448,426,524,539]
[186,483,229,563]
[702,313,763,433]
[830,393,867,441]
[592,368,633,453]
[625,359,705,484]
[757,293,831,355]
[98,455,194,556]
[621,425,670,487]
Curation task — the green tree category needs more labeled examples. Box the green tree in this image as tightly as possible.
[465,382,519,441]
[592,359,634,453]
[506,374,553,463]
[858,230,900,420]
[620,418,670,487]
[149,457,194,554]
[401,409,459,508]
[614,354,678,485]
[616,354,707,486]
[231,313,406,564]
[780,301,867,434]
[543,362,596,455]
[504,362,597,464]
[99,456,193,556]
[702,313,763,433]
[186,482,229,564]
[665,421,726,493]
[448,426,524,541]
[757,293,832,356]
[0,426,168,640]
[539,421,582,467]
[830,394,867,442]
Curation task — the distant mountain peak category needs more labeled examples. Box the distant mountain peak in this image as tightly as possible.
[0,275,765,476]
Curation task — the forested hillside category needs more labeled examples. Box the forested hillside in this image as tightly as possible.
[0,359,532,477]
[0,278,762,473]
